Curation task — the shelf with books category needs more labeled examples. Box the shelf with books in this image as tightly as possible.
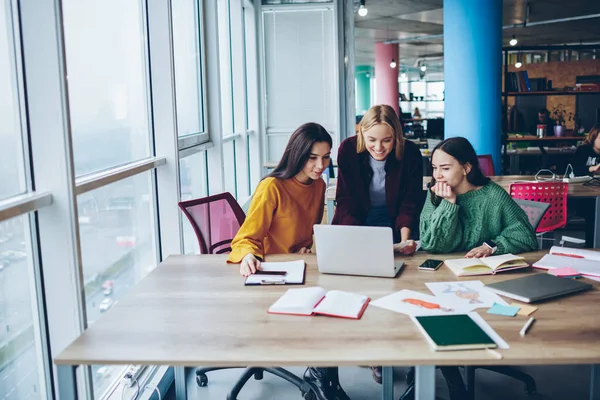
[503,90,600,96]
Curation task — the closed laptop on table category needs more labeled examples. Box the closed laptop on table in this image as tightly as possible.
[485,273,592,303]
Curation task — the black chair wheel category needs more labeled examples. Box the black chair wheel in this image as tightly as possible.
[196,373,208,387]
[303,391,317,400]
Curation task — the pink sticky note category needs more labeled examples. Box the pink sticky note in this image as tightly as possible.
[549,267,581,277]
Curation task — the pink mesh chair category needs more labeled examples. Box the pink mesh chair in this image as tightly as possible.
[179,192,246,255]
[509,181,568,233]
[477,155,495,176]
[178,193,313,398]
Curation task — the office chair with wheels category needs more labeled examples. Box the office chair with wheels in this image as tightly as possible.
[179,192,317,400]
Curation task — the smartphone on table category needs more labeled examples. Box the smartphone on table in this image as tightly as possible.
[418,259,443,271]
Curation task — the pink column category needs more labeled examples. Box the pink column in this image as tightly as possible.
[374,43,399,116]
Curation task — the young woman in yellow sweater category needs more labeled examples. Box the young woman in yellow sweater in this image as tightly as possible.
[228,123,350,400]
[228,122,330,275]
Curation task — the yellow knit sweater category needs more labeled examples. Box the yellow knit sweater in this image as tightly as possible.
[228,177,326,263]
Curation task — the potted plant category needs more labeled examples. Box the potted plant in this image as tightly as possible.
[551,104,573,137]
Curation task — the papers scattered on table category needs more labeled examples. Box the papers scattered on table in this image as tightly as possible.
[371,290,468,316]
[425,280,508,311]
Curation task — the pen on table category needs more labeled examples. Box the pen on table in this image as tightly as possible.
[519,317,535,336]
[486,348,503,360]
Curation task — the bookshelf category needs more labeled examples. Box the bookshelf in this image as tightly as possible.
[504,90,600,96]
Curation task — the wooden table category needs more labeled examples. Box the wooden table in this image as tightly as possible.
[325,176,600,246]
[54,252,600,400]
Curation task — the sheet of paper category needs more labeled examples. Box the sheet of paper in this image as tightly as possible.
[425,281,508,311]
[468,312,510,349]
[533,254,600,277]
[509,302,538,316]
[487,303,519,317]
[245,260,305,284]
[370,290,468,316]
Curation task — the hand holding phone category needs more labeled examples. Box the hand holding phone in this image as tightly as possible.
[418,259,443,271]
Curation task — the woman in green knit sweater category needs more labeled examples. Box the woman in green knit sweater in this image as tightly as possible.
[421,137,537,257]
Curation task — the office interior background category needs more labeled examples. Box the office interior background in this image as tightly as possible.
[1,0,600,399]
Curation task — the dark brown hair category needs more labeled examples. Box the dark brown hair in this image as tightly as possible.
[268,123,332,180]
[429,137,490,206]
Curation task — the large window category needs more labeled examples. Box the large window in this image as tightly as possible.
[0,217,45,400]
[172,0,206,139]
[0,0,26,201]
[62,0,152,176]
[79,173,157,397]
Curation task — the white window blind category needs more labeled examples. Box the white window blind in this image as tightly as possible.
[263,7,338,162]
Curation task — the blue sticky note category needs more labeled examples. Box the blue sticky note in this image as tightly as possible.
[487,303,520,317]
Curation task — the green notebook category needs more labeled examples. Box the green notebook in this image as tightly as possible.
[414,314,497,351]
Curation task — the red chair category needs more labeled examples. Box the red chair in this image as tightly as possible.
[509,181,568,233]
[477,155,495,176]
[179,192,246,254]
[178,193,312,398]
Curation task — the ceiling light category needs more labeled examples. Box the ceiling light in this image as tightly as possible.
[390,59,397,68]
[420,64,427,72]
[510,35,518,46]
[358,0,368,17]
[400,72,407,78]
[515,61,522,68]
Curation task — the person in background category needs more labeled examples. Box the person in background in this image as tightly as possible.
[572,124,600,176]
[529,107,555,136]
[227,123,351,400]
[420,136,537,256]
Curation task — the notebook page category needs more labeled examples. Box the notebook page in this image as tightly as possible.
[313,290,369,319]
[549,246,600,261]
[481,254,524,270]
[268,287,326,315]
[245,260,305,284]
[445,258,487,275]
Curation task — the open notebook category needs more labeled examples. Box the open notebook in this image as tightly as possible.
[267,287,370,319]
[445,254,528,277]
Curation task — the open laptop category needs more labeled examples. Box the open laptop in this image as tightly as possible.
[313,225,404,278]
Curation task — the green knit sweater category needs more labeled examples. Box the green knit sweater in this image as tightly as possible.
[420,181,538,254]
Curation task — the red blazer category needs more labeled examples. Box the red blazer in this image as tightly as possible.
[332,136,424,235]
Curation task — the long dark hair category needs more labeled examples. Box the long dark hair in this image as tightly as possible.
[429,137,490,205]
[268,122,332,180]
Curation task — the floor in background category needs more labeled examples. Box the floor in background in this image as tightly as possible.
[176,364,591,400]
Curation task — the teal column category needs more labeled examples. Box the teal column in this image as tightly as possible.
[444,0,502,173]
[355,65,372,116]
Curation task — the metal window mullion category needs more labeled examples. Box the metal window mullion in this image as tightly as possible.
[147,0,184,258]
[74,157,166,196]
[19,0,91,398]
[204,0,226,195]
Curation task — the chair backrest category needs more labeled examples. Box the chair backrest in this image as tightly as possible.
[477,155,495,176]
[509,182,568,233]
[513,199,551,231]
[178,192,246,254]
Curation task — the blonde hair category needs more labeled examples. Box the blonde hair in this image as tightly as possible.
[585,124,600,146]
[356,104,405,160]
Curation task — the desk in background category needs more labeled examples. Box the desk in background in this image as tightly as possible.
[325,176,600,246]
[55,252,600,400]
